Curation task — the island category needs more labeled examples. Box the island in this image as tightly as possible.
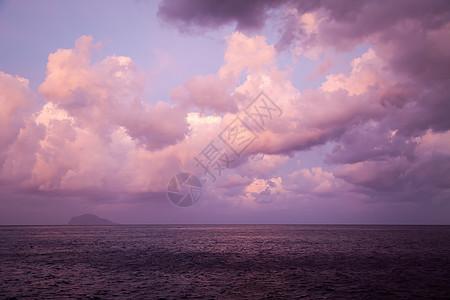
[67,214,117,225]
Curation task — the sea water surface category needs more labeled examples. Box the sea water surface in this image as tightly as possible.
[1,225,449,299]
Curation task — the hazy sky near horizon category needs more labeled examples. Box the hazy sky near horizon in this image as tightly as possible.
[1,0,450,225]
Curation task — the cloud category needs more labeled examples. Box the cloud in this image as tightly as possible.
[0,72,42,185]
[2,0,450,222]
[164,21,449,207]
[288,166,345,196]
[277,1,450,53]
[320,48,385,96]
[334,159,409,192]
[170,73,238,113]
[239,154,290,178]
[158,0,450,87]
[243,176,284,204]
[157,0,287,32]
[39,35,188,150]
[0,72,38,153]
[0,36,213,197]
[170,32,276,113]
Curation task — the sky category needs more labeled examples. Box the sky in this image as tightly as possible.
[1,0,450,225]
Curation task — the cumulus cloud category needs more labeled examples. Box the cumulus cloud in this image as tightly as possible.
[239,154,290,178]
[39,35,188,150]
[287,166,347,196]
[0,72,42,185]
[164,16,448,205]
[243,177,284,204]
[158,0,450,206]
[0,72,38,153]
[0,36,215,197]
[2,0,450,217]
[170,32,276,113]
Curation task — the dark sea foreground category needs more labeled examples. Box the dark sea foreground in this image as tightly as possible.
[1,225,449,299]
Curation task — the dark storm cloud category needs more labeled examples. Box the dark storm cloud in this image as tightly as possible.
[157,0,288,31]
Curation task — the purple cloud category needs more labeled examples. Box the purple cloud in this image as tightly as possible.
[158,0,287,32]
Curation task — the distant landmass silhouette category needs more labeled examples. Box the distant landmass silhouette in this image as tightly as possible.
[68,214,116,225]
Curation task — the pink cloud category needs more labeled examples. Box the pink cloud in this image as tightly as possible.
[39,35,188,150]
[0,72,38,152]
[0,72,42,185]
[170,32,276,113]
[170,73,237,112]
[1,36,200,195]
[282,166,356,202]
[2,0,450,225]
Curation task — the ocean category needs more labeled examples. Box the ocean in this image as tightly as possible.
[1,225,449,299]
